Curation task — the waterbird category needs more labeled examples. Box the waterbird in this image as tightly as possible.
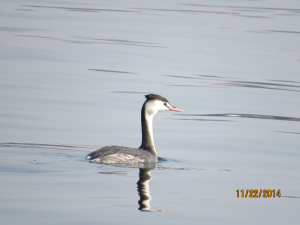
[86,94,184,165]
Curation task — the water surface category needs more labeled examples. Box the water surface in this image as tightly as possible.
[0,0,299,224]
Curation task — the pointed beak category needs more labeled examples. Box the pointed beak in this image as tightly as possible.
[168,105,185,112]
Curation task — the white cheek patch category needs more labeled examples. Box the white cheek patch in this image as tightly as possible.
[147,109,154,116]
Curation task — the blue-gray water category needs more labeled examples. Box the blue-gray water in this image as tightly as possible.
[0,0,299,224]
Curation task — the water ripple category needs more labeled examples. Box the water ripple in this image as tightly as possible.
[88,69,136,74]
[0,26,48,32]
[0,142,97,151]
[22,5,140,13]
[163,74,300,92]
[176,113,300,122]
[16,34,164,48]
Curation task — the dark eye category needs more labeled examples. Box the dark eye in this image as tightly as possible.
[164,102,167,106]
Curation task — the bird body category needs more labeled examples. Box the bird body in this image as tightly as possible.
[86,94,184,166]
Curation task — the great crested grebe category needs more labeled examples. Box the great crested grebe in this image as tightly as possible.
[86,94,184,165]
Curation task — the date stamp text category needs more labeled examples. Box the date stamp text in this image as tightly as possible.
[236,189,281,198]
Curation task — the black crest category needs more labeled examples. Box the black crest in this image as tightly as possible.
[145,94,169,103]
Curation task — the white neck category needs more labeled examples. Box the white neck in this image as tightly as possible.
[139,100,160,155]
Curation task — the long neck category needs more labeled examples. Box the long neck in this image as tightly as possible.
[138,101,157,155]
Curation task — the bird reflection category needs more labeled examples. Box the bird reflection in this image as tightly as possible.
[137,168,161,212]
